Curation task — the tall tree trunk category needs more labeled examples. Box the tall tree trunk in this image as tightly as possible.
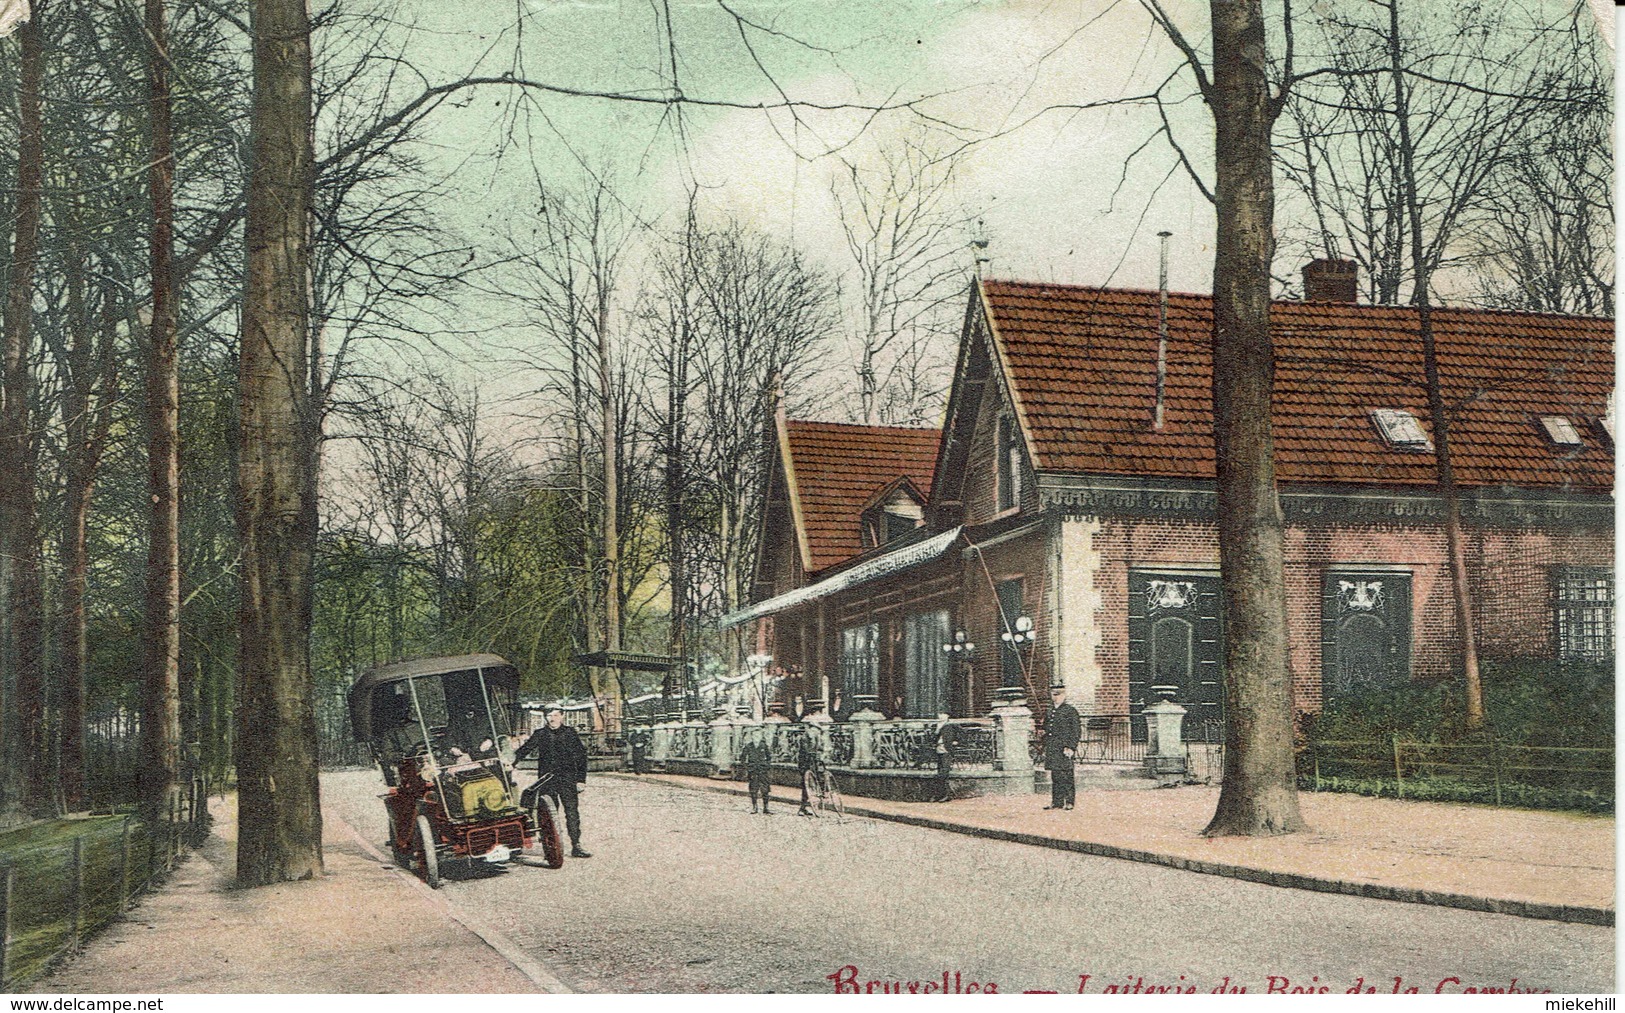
[1385,0,1483,729]
[595,275,620,726]
[665,319,688,698]
[236,0,323,886]
[142,0,184,827]
[1202,0,1306,838]
[2,0,49,814]
[55,239,113,812]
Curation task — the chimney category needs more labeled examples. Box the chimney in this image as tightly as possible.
[1303,258,1358,303]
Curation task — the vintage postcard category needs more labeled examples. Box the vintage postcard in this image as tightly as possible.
[0,0,1614,999]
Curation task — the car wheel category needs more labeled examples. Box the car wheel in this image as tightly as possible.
[415,813,441,889]
[533,796,565,870]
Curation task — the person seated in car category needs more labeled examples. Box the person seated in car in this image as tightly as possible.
[442,673,498,764]
[378,693,429,759]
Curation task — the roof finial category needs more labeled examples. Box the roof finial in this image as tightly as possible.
[1154,231,1173,431]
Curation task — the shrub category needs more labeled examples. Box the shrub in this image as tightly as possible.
[1303,658,1613,749]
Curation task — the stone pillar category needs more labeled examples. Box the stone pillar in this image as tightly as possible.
[709,712,735,778]
[650,720,675,762]
[848,701,882,769]
[990,691,1034,773]
[1143,699,1188,783]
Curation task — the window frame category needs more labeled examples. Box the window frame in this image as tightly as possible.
[1554,566,1614,664]
[996,414,1023,512]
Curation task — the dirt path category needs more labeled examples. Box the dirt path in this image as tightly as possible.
[31,795,547,993]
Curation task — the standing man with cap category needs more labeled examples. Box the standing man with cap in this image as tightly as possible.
[516,706,592,857]
[1043,683,1081,810]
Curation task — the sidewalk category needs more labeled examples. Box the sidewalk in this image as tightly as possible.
[28,797,555,994]
[625,772,1615,926]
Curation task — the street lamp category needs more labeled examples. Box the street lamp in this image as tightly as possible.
[995,615,1036,704]
[942,630,975,717]
[1001,614,1035,647]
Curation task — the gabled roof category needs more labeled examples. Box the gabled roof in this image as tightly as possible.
[979,279,1614,492]
[783,420,942,572]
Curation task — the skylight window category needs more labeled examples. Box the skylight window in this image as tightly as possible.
[1370,409,1432,452]
[1538,415,1583,448]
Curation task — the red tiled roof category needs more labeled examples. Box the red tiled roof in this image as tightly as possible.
[785,420,941,572]
[982,280,1614,492]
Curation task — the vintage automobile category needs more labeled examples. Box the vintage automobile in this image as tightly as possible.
[349,653,564,887]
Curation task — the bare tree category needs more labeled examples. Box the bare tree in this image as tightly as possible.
[235,0,323,886]
[831,133,970,426]
[1139,0,1306,835]
[1468,8,1611,315]
[1275,0,1605,728]
[1275,2,1574,304]
[686,223,834,674]
[498,177,639,714]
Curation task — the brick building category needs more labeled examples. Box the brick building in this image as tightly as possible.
[723,266,1614,732]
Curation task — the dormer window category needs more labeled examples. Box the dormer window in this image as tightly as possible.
[1370,409,1432,452]
[1537,415,1583,448]
[860,482,925,549]
[997,414,1023,511]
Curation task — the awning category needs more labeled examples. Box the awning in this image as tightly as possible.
[571,651,684,672]
[718,526,963,629]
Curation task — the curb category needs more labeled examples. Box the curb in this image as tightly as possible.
[330,810,575,993]
[615,773,1614,928]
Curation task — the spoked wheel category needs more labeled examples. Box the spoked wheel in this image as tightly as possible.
[824,774,846,823]
[533,796,565,869]
[414,813,441,889]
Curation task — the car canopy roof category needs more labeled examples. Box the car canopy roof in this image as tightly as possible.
[348,653,519,742]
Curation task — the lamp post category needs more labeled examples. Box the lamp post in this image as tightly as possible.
[942,630,974,716]
[996,614,1035,705]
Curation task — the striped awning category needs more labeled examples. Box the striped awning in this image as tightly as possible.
[717,526,962,629]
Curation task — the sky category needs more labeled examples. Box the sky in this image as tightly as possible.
[321,0,1613,436]
[384,0,1228,299]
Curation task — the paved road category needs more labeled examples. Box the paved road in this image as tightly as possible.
[321,769,1613,994]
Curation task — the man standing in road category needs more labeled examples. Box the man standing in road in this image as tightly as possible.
[516,706,592,857]
[741,726,772,814]
[1043,683,1080,811]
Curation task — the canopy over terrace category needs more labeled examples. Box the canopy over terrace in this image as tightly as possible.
[571,650,686,727]
[718,526,964,630]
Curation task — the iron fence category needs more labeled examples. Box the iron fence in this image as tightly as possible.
[870,720,939,769]
[949,723,997,768]
[1075,714,1148,765]
[828,724,855,767]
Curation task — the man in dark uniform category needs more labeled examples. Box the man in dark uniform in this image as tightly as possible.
[515,706,592,857]
[627,726,649,774]
[1043,683,1081,810]
[740,727,772,814]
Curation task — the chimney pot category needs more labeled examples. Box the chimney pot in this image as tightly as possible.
[1304,258,1359,303]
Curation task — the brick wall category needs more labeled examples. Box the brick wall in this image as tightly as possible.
[1075,513,1612,716]
[961,529,1053,715]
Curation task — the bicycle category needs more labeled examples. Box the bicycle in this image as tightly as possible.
[802,767,846,822]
